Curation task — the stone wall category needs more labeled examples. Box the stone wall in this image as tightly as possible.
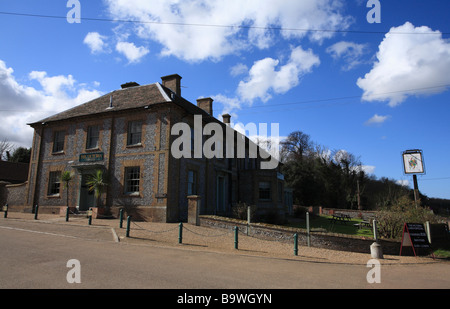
[298,205,376,220]
[0,182,7,206]
[4,182,28,207]
[2,182,34,212]
[199,215,401,255]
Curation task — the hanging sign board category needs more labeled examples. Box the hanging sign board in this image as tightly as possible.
[402,150,424,174]
[399,223,431,257]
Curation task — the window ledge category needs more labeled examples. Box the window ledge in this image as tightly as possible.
[126,143,143,149]
[46,194,61,199]
[123,192,141,197]
[85,147,100,152]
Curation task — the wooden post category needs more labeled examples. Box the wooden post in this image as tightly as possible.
[413,174,419,208]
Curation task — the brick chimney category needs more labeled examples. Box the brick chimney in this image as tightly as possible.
[197,97,213,115]
[161,74,182,96]
[121,81,140,89]
[222,113,231,125]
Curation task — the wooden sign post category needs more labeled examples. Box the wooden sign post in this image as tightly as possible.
[399,223,434,258]
[402,150,425,208]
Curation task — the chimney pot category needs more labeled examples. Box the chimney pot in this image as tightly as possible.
[161,74,182,96]
[197,98,214,115]
[222,113,231,125]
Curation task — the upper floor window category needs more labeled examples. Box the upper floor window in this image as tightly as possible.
[127,121,142,146]
[86,125,100,149]
[52,130,65,153]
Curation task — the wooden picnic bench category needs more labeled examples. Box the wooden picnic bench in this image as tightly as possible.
[354,220,372,229]
[328,214,351,225]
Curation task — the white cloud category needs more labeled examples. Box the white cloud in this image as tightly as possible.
[83,32,109,54]
[229,63,248,77]
[396,179,410,187]
[214,46,319,116]
[116,41,150,64]
[104,0,351,62]
[237,57,280,103]
[29,71,75,96]
[326,41,368,70]
[361,165,376,175]
[365,114,390,126]
[212,94,241,116]
[357,22,450,107]
[0,60,102,148]
[238,46,320,103]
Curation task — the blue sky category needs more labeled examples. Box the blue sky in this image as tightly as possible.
[0,0,449,199]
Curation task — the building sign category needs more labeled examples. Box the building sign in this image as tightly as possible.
[402,150,424,174]
[79,152,104,162]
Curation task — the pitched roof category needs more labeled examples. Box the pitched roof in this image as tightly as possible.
[29,82,190,126]
[26,78,281,167]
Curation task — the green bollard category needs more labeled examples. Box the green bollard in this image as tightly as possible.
[234,226,239,250]
[179,222,183,244]
[126,216,131,237]
[3,204,8,218]
[294,233,298,256]
[34,205,39,220]
[119,209,124,228]
[306,212,311,247]
[65,207,69,222]
[88,208,92,225]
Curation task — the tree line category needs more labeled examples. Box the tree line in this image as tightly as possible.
[279,131,445,211]
[0,139,31,163]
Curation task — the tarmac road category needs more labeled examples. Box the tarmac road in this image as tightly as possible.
[0,218,449,291]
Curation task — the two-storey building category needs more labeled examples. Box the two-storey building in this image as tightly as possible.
[25,74,285,222]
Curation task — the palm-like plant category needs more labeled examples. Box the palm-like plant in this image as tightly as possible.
[61,171,73,207]
[85,169,108,208]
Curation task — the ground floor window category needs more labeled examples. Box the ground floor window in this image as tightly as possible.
[187,170,197,195]
[124,166,140,195]
[48,171,61,196]
[278,181,283,202]
[259,181,271,200]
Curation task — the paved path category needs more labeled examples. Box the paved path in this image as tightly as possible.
[0,214,449,291]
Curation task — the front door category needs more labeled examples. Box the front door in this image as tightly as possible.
[79,174,95,211]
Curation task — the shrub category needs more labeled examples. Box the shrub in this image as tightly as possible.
[231,202,256,221]
[375,196,438,239]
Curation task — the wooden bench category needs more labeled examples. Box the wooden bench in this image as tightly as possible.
[354,220,372,229]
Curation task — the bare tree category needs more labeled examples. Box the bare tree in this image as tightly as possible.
[280,131,313,162]
[0,138,13,161]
